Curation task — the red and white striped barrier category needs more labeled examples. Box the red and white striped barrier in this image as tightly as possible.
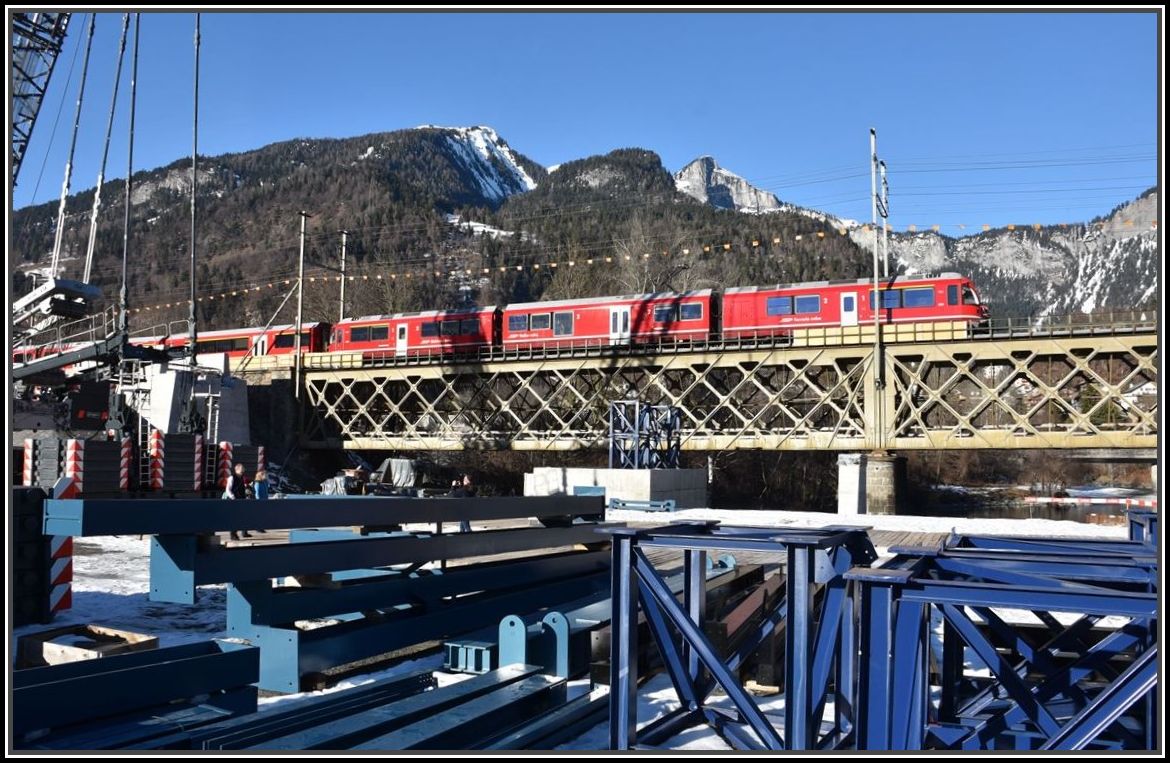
[149,429,165,490]
[49,476,77,614]
[194,434,205,491]
[23,438,33,486]
[257,445,267,474]
[119,437,132,490]
[64,439,85,496]
[218,441,233,488]
[1024,496,1158,508]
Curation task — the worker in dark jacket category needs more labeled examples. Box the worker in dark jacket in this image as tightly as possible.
[223,463,252,541]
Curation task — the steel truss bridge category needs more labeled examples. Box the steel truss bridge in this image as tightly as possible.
[289,322,1157,452]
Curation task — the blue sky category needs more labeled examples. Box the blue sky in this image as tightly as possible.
[11,11,1159,230]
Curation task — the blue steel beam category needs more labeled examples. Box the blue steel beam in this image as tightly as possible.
[228,550,609,626]
[633,547,784,749]
[253,572,611,693]
[898,580,1156,618]
[151,524,618,603]
[13,641,258,737]
[44,495,604,535]
[352,675,567,750]
[608,529,639,750]
[484,686,609,750]
[944,534,1154,557]
[255,665,543,749]
[189,670,435,749]
[1040,646,1159,751]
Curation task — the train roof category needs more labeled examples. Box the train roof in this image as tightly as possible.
[505,290,714,312]
[336,307,498,325]
[724,273,965,295]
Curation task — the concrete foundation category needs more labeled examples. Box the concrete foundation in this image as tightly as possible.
[838,452,906,516]
[523,467,707,509]
[864,452,904,516]
[837,453,866,516]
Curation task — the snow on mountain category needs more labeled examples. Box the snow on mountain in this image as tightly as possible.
[674,156,782,214]
[416,125,538,202]
[849,189,1159,318]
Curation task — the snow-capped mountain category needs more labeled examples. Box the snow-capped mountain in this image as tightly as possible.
[674,156,782,214]
[415,125,538,202]
[848,189,1159,317]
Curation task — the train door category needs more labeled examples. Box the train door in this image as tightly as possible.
[395,324,408,357]
[609,306,631,345]
[840,292,859,327]
[255,334,268,356]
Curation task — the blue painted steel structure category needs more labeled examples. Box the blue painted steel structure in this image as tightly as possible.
[43,495,604,536]
[150,523,617,604]
[604,522,877,750]
[849,536,1158,751]
[13,640,258,749]
[1128,509,1158,547]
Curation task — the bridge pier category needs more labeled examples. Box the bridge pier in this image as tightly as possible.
[837,454,866,517]
[838,452,905,517]
[864,452,902,516]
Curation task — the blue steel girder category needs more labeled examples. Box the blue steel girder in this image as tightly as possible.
[853,546,1157,751]
[606,523,874,750]
[299,331,1157,451]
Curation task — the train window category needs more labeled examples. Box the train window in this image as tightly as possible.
[553,311,574,336]
[963,287,979,305]
[369,326,389,341]
[766,296,792,316]
[795,295,821,314]
[421,322,440,338]
[869,290,901,310]
[508,314,529,331]
[441,320,460,336]
[350,327,370,342]
[531,313,551,330]
[947,285,959,306]
[235,337,251,351]
[273,332,311,348]
[460,319,479,335]
[654,305,678,323]
[903,288,934,308]
[681,303,703,321]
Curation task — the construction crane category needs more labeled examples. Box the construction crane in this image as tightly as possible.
[11,12,71,187]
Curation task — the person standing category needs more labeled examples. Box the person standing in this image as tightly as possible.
[223,463,252,541]
[254,469,269,500]
[457,474,475,533]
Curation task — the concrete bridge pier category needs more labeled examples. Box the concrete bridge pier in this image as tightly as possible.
[838,452,906,517]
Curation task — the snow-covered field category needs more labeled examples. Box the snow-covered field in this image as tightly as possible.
[11,510,1133,748]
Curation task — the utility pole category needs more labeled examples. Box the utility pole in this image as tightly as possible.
[879,160,890,279]
[187,12,200,362]
[339,229,348,322]
[295,211,311,398]
[869,128,884,452]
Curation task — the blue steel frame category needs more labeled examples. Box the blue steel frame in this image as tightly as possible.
[849,537,1158,751]
[1127,510,1158,547]
[604,522,877,750]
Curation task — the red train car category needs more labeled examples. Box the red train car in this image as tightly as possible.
[722,273,986,344]
[331,308,497,357]
[130,322,330,358]
[501,290,713,351]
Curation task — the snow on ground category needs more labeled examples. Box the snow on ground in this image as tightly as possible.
[605,507,1130,543]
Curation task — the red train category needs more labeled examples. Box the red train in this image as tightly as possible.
[16,274,985,372]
